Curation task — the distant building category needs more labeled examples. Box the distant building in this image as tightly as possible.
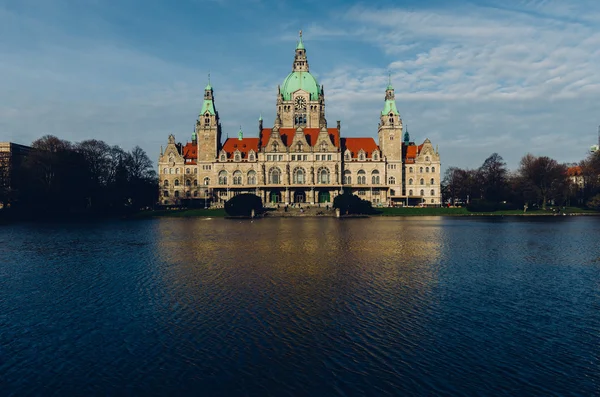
[567,165,584,189]
[158,32,442,207]
[0,142,32,207]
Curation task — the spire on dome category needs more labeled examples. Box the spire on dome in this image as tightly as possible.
[386,72,394,91]
[296,30,305,50]
[205,72,212,91]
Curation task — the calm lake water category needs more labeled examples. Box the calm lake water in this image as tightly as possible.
[1,216,599,396]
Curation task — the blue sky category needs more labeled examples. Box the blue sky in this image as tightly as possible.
[1,0,599,170]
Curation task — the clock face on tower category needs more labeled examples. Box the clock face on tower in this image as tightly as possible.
[295,97,307,111]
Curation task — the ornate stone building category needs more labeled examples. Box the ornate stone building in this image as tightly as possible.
[158,33,441,207]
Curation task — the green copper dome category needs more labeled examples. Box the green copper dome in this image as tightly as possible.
[281,71,321,101]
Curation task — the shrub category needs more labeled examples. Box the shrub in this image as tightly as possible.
[586,194,600,211]
[224,193,263,217]
[333,192,376,215]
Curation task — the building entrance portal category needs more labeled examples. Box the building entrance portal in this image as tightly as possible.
[293,191,305,203]
[318,191,331,203]
[270,190,282,204]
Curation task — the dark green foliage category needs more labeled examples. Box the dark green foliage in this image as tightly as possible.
[333,191,376,215]
[467,199,519,212]
[224,193,263,217]
[11,135,157,219]
[586,194,600,211]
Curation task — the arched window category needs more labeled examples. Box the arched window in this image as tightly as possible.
[430,189,435,196]
[186,191,191,198]
[409,167,413,173]
[371,170,380,184]
[174,191,180,198]
[357,170,366,185]
[247,170,256,184]
[269,167,281,184]
[186,168,190,174]
[163,168,167,174]
[194,168,198,174]
[318,167,330,184]
[218,171,227,185]
[293,168,305,184]
[373,152,379,161]
[409,178,413,185]
[176,168,180,174]
[186,179,191,186]
[430,178,435,185]
[193,191,198,197]
[345,152,351,161]
[359,152,365,161]
[409,189,413,196]
[169,168,173,174]
[234,153,241,162]
[420,178,424,185]
[426,167,429,173]
[233,171,242,185]
[388,176,396,185]
[193,179,198,186]
[163,180,169,187]
[419,167,423,173]
[420,189,425,196]
[204,177,210,186]
[174,179,180,186]
[431,167,435,173]
[220,153,226,162]
[249,153,255,161]
[343,170,352,184]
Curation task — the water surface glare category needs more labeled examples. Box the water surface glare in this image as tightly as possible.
[1,217,599,396]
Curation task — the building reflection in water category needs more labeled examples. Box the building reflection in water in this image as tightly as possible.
[150,217,445,369]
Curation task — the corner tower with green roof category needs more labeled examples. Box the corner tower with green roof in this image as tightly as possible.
[195,76,222,162]
[277,30,326,129]
[378,79,404,194]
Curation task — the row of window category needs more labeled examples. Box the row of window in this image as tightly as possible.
[344,152,380,161]
[215,167,332,185]
[163,190,204,198]
[407,189,436,197]
[408,178,436,186]
[343,170,380,185]
[408,166,436,173]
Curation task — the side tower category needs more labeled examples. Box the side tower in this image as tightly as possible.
[378,80,403,197]
[196,79,222,162]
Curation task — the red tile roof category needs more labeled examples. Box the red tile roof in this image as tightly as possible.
[182,142,197,164]
[404,143,424,164]
[259,128,340,148]
[341,137,379,158]
[567,166,582,176]
[222,138,260,159]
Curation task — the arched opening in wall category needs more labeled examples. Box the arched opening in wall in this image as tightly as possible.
[293,167,305,184]
[318,167,330,184]
[269,167,281,184]
[343,170,351,184]
[218,171,227,185]
[247,170,256,185]
[371,170,380,184]
[233,171,242,185]
[357,170,366,185]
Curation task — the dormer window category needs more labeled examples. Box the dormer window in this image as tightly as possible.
[249,152,255,161]
[345,152,351,161]
[234,152,241,162]
[358,151,365,161]
[220,153,226,162]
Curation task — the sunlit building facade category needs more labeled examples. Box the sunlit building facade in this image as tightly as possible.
[158,33,441,207]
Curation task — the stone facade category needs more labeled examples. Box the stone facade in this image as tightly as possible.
[158,33,441,207]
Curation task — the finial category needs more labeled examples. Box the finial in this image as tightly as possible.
[208,72,211,85]
[299,29,302,39]
[259,113,263,121]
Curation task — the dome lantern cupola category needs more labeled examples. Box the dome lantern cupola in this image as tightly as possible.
[281,31,322,101]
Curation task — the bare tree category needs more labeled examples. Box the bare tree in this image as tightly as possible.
[518,154,569,209]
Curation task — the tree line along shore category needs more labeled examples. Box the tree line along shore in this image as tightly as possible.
[1,135,600,221]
